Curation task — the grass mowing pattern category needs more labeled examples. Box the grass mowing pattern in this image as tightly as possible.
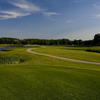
[34,46,100,62]
[0,47,100,100]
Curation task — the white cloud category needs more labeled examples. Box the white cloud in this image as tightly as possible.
[95,14,100,18]
[10,0,42,12]
[93,4,100,19]
[93,4,100,10]
[66,20,73,24]
[43,12,60,17]
[0,0,60,20]
[0,11,30,19]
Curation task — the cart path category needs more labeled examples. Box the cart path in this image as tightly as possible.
[27,48,100,65]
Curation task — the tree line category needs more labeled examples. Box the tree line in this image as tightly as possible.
[0,34,100,46]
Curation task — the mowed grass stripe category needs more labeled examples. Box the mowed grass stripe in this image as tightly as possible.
[27,48,100,65]
[0,47,100,100]
[33,46,100,63]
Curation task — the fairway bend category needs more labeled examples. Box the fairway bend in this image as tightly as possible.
[27,48,100,65]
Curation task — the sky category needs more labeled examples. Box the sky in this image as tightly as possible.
[0,0,100,40]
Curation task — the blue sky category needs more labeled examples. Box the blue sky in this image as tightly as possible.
[0,0,100,40]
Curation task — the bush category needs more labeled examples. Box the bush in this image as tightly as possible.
[86,49,100,53]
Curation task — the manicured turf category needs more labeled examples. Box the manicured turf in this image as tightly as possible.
[34,46,100,62]
[0,46,100,100]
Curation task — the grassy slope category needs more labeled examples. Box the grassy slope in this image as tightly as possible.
[0,47,100,100]
[33,46,100,62]
[0,44,11,47]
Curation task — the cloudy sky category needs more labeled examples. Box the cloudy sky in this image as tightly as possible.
[0,0,100,40]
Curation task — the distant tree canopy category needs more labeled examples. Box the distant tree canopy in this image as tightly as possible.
[0,34,100,46]
[0,38,21,44]
[22,39,72,45]
[93,34,100,45]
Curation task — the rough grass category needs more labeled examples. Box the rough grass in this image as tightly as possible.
[0,48,29,64]
[0,46,100,100]
[0,55,25,64]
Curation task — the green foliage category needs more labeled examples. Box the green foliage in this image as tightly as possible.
[93,34,100,45]
[0,33,100,46]
[0,55,25,64]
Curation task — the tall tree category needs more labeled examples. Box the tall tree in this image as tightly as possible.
[93,34,100,45]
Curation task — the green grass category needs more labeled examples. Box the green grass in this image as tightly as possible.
[0,44,11,47]
[24,44,40,47]
[33,46,100,62]
[64,46,100,53]
[0,46,100,100]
